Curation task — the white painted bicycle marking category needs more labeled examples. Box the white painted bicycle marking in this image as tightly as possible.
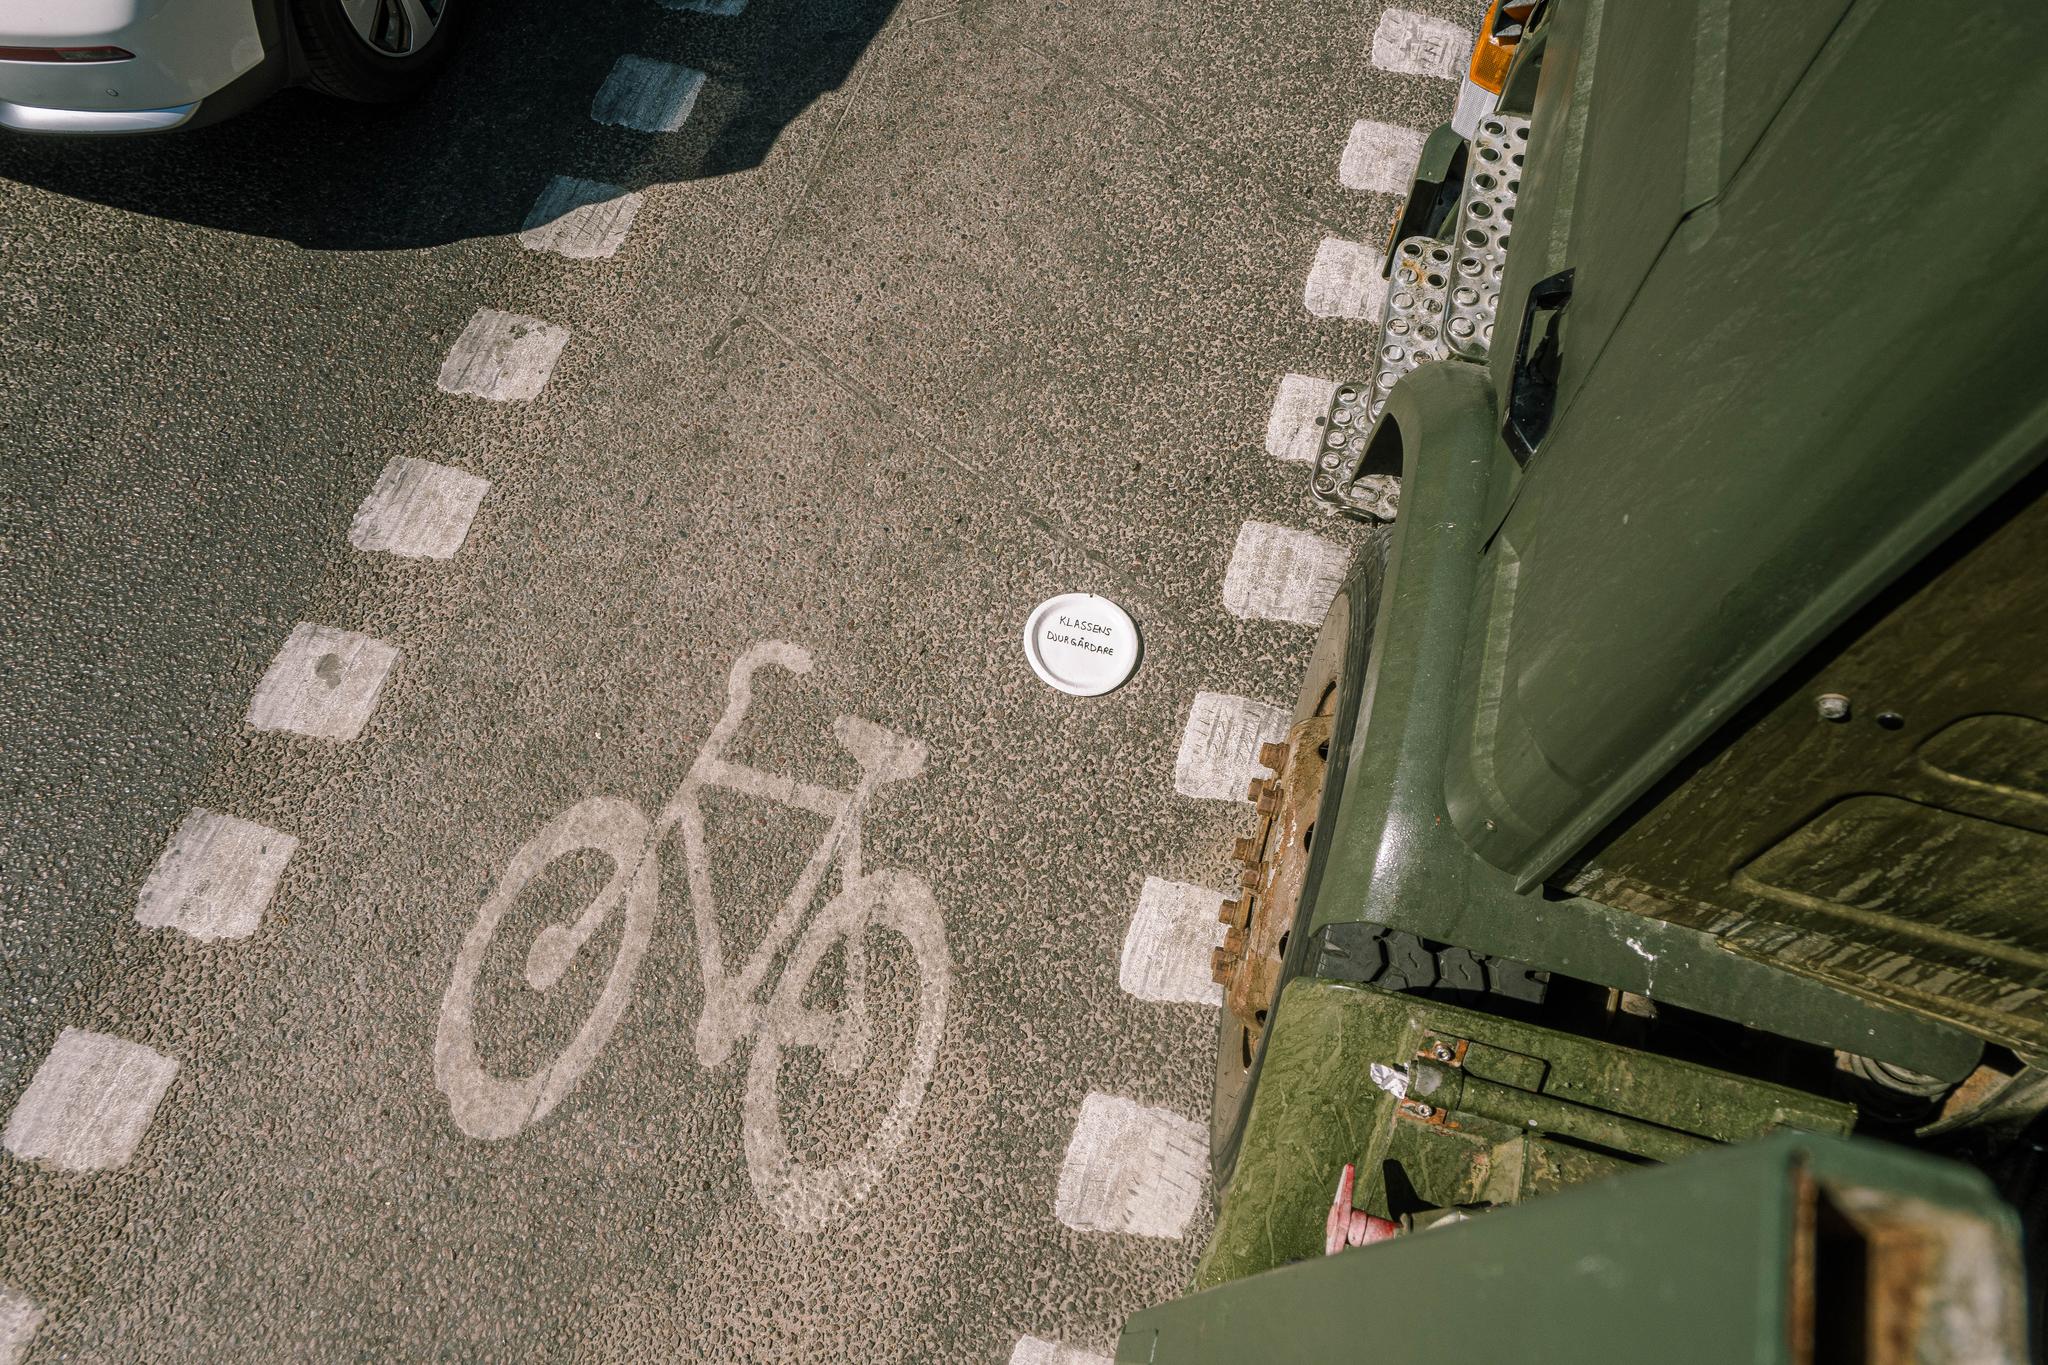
[1303,236,1387,321]
[434,642,951,1232]
[1053,1093,1207,1239]
[1370,9,1472,81]
[1173,692,1287,801]
[136,808,297,941]
[1010,1336,1112,1365]
[2,1029,179,1171]
[0,1287,44,1365]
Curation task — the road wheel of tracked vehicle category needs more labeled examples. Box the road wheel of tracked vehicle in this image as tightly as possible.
[1209,530,1386,1176]
[1207,526,1546,1191]
[293,0,465,103]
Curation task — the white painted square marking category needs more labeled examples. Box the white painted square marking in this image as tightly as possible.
[1009,1337,1112,1365]
[518,176,644,260]
[1304,236,1386,321]
[591,55,707,133]
[661,0,747,11]
[0,1288,44,1365]
[349,456,491,560]
[1174,692,1288,802]
[135,808,298,942]
[1223,520,1351,626]
[1121,877,1226,1007]
[246,623,399,742]
[437,309,570,402]
[1371,9,1472,80]
[1340,119,1427,194]
[2,1029,178,1171]
[1266,373,1338,463]
[1054,1093,1207,1239]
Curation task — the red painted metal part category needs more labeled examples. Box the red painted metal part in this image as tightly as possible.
[1324,1164,1400,1255]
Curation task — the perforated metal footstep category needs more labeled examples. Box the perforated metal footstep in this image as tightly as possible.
[1310,114,1531,523]
[1309,237,1452,521]
[1446,113,1528,359]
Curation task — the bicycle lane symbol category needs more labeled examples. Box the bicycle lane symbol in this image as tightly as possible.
[432,641,953,1233]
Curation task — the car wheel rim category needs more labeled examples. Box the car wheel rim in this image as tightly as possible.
[338,0,445,56]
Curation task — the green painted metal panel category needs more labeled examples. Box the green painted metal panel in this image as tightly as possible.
[1283,364,1978,1079]
[1444,0,2048,890]
[1126,1132,2027,1364]
[1199,979,1853,1290]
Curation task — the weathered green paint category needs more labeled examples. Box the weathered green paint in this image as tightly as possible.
[1171,0,2045,1350]
[1129,1133,2028,1364]
[1195,982,1408,1288]
[1197,980,1852,1290]
[1382,122,1470,268]
[1449,0,2048,899]
[1275,363,1978,1082]
[1572,482,2048,1054]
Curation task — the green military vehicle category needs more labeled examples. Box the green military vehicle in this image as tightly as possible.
[1123,0,2047,1358]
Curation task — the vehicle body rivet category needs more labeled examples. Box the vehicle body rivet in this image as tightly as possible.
[1817,693,1852,722]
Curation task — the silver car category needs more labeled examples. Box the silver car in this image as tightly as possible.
[0,0,460,134]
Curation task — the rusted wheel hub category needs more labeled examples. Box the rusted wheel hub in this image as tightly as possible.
[1210,706,1332,1053]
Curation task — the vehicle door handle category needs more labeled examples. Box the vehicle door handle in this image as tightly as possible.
[1502,267,1575,463]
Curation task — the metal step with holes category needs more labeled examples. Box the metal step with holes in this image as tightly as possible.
[1310,113,1531,523]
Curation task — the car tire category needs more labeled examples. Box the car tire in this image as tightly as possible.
[291,0,463,104]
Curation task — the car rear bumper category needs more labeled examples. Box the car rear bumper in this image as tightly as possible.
[0,0,288,135]
[0,98,198,133]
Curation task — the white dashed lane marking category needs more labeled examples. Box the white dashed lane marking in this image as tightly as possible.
[2,1029,178,1172]
[1222,520,1351,625]
[1266,373,1338,463]
[1340,119,1427,194]
[1303,236,1386,320]
[1010,1337,1112,1365]
[1371,8,1473,80]
[1053,1093,1207,1239]
[135,808,298,942]
[1121,877,1225,1007]
[349,456,491,560]
[519,176,644,260]
[246,623,400,742]
[0,1288,41,1365]
[591,55,708,133]
[1174,692,1287,801]
[437,308,571,402]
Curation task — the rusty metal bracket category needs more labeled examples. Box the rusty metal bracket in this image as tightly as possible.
[1417,1033,1470,1068]
[1211,715,1333,1049]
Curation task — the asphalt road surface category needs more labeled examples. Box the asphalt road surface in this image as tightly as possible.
[0,0,1472,1357]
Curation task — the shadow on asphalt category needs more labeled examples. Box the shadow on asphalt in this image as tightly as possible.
[0,0,899,249]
